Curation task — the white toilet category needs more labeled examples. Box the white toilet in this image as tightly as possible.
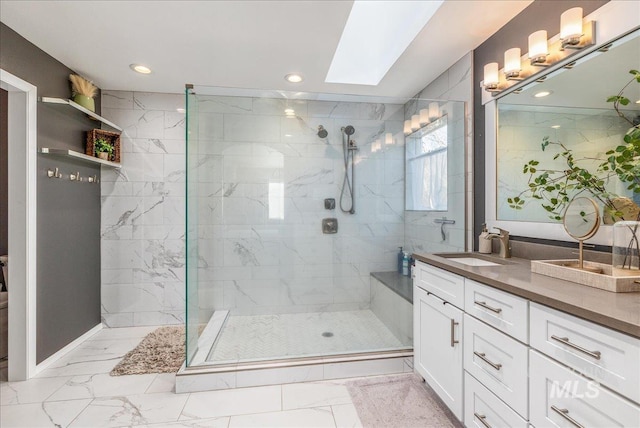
[0,255,7,362]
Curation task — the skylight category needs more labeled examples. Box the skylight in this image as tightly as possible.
[325,0,444,86]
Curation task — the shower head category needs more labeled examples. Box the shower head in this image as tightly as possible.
[317,125,328,139]
[342,125,355,136]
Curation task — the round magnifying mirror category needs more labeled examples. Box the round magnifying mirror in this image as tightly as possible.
[563,197,601,271]
[563,197,600,240]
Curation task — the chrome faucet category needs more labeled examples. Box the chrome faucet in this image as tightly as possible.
[485,228,511,258]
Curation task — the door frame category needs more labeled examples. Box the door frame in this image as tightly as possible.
[1,68,38,380]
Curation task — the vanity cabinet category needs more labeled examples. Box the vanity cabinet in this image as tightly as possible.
[413,284,464,420]
[414,259,640,427]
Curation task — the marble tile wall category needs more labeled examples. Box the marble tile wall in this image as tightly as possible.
[496,108,632,222]
[191,95,405,319]
[404,53,474,255]
[100,91,187,327]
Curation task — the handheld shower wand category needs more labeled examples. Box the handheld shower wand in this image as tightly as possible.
[340,125,357,214]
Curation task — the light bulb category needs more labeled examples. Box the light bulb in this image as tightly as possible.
[528,30,548,65]
[504,48,521,78]
[483,62,499,90]
[561,7,583,46]
[403,120,412,135]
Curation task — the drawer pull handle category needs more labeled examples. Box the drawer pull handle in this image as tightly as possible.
[474,301,502,314]
[474,413,492,428]
[473,351,502,370]
[550,335,602,360]
[450,319,459,347]
[551,406,585,428]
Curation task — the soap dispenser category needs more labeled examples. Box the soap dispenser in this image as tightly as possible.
[478,224,492,254]
[397,247,404,274]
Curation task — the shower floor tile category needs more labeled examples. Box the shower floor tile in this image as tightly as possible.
[206,309,407,363]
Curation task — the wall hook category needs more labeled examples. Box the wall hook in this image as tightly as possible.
[69,171,82,182]
[47,167,62,178]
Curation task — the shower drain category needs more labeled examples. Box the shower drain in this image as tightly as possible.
[322,332,334,338]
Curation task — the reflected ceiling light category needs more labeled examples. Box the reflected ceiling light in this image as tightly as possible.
[636,99,640,104]
[534,90,551,98]
[403,120,412,135]
[325,0,443,85]
[130,64,152,74]
[385,133,394,145]
[551,125,561,129]
[284,73,303,83]
[284,108,295,115]
[285,134,293,137]
[176,108,186,114]
[411,115,420,131]
[560,7,583,49]
[428,102,440,120]
[419,109,430,125]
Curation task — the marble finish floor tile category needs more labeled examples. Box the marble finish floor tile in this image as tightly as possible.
[0,399,92,428]
[207,309,404,363]
[228,406,336,428]
[1,376,71,405]
[180,385,281,419]
[282,381,352,410]
[0,326,370,428]
[69,392,189,427]
[47,373,158,401]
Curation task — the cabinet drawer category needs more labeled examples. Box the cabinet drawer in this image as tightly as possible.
[465,279,529,343]
[530,350,640,428]
[464,314,529,418]
[530,303,640,403]
[465,372,528,428]
[415,261,464,309]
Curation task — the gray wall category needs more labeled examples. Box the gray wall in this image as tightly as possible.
[472,0,609,249]
[0,22,102,363]
[1,89,7,258]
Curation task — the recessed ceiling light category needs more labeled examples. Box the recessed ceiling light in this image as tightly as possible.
[534,90,552,98]
[326,1,443,86]
[284,134,292,137]
[284,108,295,115]
[551,125,561,129]
[285,73,303,83]
[130,64,152,74]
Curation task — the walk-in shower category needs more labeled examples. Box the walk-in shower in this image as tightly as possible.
[182,85,466,390]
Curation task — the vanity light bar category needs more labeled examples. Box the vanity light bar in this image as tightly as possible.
[481,7,596,96]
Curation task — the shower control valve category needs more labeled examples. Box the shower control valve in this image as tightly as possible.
[324,198,336,210]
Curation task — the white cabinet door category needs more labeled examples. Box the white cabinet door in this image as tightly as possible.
[465,372,528,428]
[414,285,464,421]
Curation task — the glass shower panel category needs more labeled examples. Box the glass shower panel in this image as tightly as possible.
[185,87,466,368]
[185,88,200,366]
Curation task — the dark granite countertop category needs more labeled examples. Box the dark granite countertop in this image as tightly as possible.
[413,252,640,339]
[371,271,413,303]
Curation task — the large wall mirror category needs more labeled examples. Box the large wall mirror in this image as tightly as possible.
[484,1,640,244]
[496,29,639,223]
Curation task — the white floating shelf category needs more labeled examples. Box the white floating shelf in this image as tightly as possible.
[40,148,121,168]
[40,97,123,132]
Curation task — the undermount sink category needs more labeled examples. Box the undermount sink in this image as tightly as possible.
[446,257,501,267]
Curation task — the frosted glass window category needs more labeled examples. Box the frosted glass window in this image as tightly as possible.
[406,118,448,211]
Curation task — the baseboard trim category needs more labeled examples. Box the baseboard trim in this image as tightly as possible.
[34,323,103,375]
